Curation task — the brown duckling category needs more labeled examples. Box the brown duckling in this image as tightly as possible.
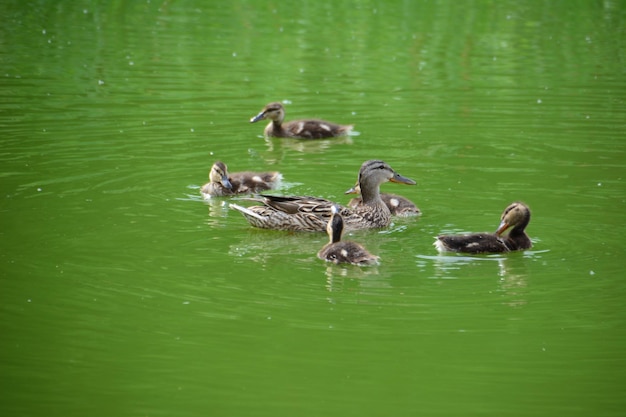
[230,160,416,232]
[249,101,353,139]
[201,161,282,198]
[318,206,379,266]
[434,202,532,254]
[344,182,421,216]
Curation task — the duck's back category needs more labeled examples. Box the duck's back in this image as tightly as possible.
[318,241,379,266]
[270,119,353,139]
[229,171,281,194]
[435,233,509,254]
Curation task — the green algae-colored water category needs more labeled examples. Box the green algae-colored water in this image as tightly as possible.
[1,1,624,416]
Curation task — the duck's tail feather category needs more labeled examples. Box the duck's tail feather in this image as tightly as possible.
[230,203,264,221]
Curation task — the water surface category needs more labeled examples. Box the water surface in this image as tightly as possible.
[1,1,625,416]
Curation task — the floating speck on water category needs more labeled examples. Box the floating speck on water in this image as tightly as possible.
[37,188,42,192]
[98,79,104,85]
[537,98,542,104]
[42,29,46,35]
[182,301,190,305]
[27,299,32,303]
[83,9,88,14]
[232,52,237,57]
[597,182,602,186]
[190,128,195,132]
[209,151,214,155]
[267,316,272,320]
[589,270,595,276]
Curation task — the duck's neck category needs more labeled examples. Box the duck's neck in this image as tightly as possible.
[359,177,382,206]
[330,212,344,243]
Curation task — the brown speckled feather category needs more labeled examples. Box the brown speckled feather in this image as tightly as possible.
[230,160,416,232]
[250,102,353,139]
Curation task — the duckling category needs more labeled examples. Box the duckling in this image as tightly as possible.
[318,206,379,266]
[249,102,353,139]
[230,160,416,232]
[344,182,421,216]
[200,161,282,198]
[434,202,532,254]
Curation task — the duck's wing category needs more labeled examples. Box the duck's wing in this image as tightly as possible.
[283,119,353,139]
[230,202,329,232]
[434,233,509,254]
[318,242,379,266]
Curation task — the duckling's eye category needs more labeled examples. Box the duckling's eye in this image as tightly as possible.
[377,165,385,170]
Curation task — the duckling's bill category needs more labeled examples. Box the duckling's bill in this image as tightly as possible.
[495,220,510,235]
[250,111,266,123]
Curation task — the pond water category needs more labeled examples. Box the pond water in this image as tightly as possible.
[1,1,624,416]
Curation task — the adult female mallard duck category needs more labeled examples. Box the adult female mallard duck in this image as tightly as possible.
[249,101,353,139]
[318,206,379,266]
[230,160,416,232]
[344,182,421,216]
[200,161,282,198]
[434,202,532,254]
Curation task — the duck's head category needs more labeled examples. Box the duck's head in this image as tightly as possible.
[327,205,344,244]
[210,161,233,189]
[357,160,415,199]
[250,102,285,124]
[495,202,531,235]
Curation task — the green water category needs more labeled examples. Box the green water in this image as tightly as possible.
[1,1,625,416]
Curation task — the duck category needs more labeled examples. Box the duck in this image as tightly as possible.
[249,101,353,139]
[200,161,282,198]
[230,160,416,232]
[434,202,532,254]
[344,182,421,216]
[318,206,379,266]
